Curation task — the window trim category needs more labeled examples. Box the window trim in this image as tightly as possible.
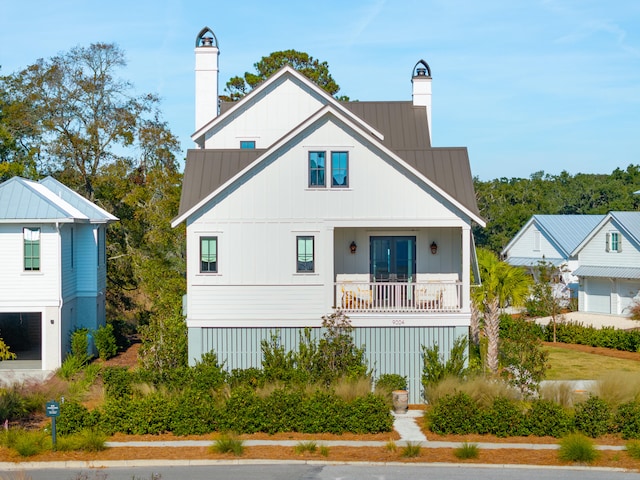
[308,151,326,188]
[23,227,41,272]
[296,235,315,273]
[330,151,349,188]
[200,236,218,273]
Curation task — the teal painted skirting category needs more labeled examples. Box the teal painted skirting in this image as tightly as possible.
[189,325,468,404]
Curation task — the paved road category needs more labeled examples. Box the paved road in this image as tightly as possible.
[15,463,640,480]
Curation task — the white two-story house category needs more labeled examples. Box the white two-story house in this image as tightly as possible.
[172,28,485,401]
[0,176,117,371]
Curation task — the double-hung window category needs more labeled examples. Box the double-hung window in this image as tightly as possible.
[200,237,218,273]
[308,151,326,187]
[296,236,314,273]
[331,151,349,187]
[24,227,40,271]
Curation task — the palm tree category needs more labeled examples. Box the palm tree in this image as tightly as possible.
[473,247,532,374]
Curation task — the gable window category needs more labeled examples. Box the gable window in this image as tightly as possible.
[296,236,314,272]
[200,237,218,273]
[331,151,349,187]
[240,140,255,149]
[308,151,326,187]
[606,231,621,253]
[24,227,40,271]
[533,230,541,251]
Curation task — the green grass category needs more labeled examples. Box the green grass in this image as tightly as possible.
[544,346,640,380]
[294,441,317,454]
[401,442,422,458]
[210,433,244,456]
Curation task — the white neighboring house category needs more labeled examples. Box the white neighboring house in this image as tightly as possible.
[502,215,605,301]
[572,212,640,315]
[172,28,486,402]
[0,176,117,371]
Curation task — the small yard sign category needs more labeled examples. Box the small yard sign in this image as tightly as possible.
[46,400,60,449]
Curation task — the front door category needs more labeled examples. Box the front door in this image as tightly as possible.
[370,236,416,282]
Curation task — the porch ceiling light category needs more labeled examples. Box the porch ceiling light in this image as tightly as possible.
[350,241,357,254]
[430,241,438,254]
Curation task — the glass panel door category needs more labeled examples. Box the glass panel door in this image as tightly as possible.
[370,236,416,282]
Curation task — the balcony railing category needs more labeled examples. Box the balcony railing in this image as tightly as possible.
[335,279,462,313]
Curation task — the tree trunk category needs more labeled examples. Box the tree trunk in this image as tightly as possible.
[484,297,500,374]
[470,304,481,347]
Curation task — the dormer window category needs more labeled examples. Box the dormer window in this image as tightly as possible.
[606,231,621,253]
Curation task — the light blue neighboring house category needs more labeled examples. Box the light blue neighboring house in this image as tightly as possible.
[572,212,640,315]
[502,214,605,293]
[0,176,117,371]
[503,212,640,315]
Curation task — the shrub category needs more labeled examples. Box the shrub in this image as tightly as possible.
[614,401,640,439]
[401,442,422,458]
[101,366,133,399]
[57,355,86,380]
[421,335,467,391]
[294,441,317,454]
[169,389,219,436]
[218,387,266,434]
[228,367,265,389]
[574,396,613,438]
[0,387,28,422]
[70,328,91,365]
[375,373,407,393]
[626,440,640,459]
[7,429,49,457]
[558,433,598,463]
[57,428,107,452]
[319,445,330,457]
[188,351,228,391]
[525,399,573,437]
[345,394,393,433]
[484,396,526,437]
[454,442,479,459]
[427,392,481,435]
[630,300,640,321]
[58,402,92,435]
[299,390,346,434]
[211,433,244,456]
[94,323,118,360]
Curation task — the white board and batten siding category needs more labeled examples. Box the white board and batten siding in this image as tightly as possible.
[190,324,469,404]
[506,223,563,261]
[203,75,325,150]
[186,119,470,327]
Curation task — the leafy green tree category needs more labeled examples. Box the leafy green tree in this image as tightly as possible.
[138,305,187,374]
[1,43,160,199]
[473,248,532,373]
[221,49,346,101]
[526,260,566,342]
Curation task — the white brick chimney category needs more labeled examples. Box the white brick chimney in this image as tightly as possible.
[195,27,219,136]
[412,59,432,144]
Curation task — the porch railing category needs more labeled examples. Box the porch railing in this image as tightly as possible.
[335,280,462,313]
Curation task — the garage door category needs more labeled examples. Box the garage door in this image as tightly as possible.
[619,280,640,315]
[585,278,611,314]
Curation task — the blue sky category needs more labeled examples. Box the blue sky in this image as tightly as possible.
[1,0,639,180]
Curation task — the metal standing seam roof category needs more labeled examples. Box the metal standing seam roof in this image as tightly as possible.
[534,214,606,256]
[610,211,640,245]
[573,265,640,280]
[0,176,118,223]
[178,101,482,221]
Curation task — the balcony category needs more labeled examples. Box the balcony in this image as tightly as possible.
[335,274,461,313]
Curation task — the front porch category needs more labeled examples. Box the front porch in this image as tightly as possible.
[335,274,461,313]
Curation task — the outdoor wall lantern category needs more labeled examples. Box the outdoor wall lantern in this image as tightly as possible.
[350,241,357,254]
[430,241,438,254]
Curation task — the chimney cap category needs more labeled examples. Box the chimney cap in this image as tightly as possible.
[412,59,431,78]
[196,26,218,48]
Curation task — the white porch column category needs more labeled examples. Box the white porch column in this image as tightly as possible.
[461,225,471,313]
[325,226,336,311]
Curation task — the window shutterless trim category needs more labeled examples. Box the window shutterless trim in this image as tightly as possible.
[296,235,315,273]
[200,236,218,273]
[308,151,326,188]
[331,151,349,188]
